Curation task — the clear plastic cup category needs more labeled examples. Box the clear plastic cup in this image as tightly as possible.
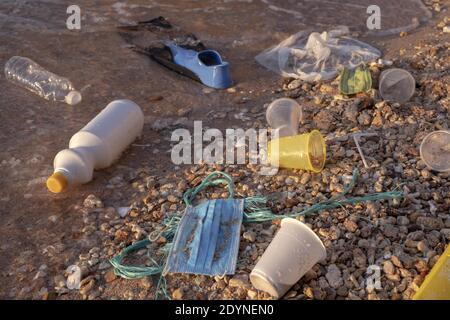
[250,218,326,299]
[379,68,415,103]
[419,130,450,172]
[266,98,303,138]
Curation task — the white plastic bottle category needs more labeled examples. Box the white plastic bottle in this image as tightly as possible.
[47,100,144,193]
[4,56,82,105]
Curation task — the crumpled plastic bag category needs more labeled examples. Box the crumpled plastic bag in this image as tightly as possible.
[255,27,381,82]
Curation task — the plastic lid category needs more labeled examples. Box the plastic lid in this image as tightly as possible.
[65,91,82,105]
[420,131,450,172]
[379,68,415,103]
[47,172,68,193]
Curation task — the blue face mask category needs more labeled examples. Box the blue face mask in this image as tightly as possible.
[163,172,243,276]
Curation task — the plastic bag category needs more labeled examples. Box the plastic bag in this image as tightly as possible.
[255,27,381,82]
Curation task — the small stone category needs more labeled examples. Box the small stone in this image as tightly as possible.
[353,248,367,268]
[172,288,184,300]
[344,103,359,123]
[104,270,117,283]
[383,260,396,275]
[116,207,130,218]
[140,277,153,289]
[149,95,163,102]
[391,256,403,268]
[98,261,111,270]
[440,229,450,240]
[417,241,428,253]
[344,220,358,233]
[357,111,372,126]
[383,224,399,238]
[114,230,129,242]
[243,230,256,242]
[416,217,444,229]
[167,195,178,203]
[314,110,335,131]
[229,275,249,288]
[285,177,294,186]
[83,194,103,208]
[325,264,343,288]
[444,26,450,34]
[415,260,428,273]
[287,79,302,90]
[284,290,297,299]
[300,172,311,185]
[80,279,95,295]
[247,290,258,299]
[397,216,410,226]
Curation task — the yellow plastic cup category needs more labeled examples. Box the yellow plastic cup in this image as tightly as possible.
[268,130,326,172]
[413,244,450,300]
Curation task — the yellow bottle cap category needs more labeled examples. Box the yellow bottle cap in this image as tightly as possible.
[46,172,68,193]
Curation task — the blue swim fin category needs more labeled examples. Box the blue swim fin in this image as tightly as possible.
[165,42,232,89]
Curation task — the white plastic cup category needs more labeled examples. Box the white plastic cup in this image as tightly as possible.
[419,130,450,172]
[266,98,303,138]
[250,218,326,299]
[379,68,415,103]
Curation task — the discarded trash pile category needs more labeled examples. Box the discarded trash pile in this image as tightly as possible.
[3,12,449,301]
[110,169,403,299]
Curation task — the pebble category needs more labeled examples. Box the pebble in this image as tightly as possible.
[397,216,410,226]
[172,288,184,300]
[229,275,249,288]
[383,260,396,275]
[83,194,103,208]
[416,217,444,229]
[243,230,256,242]
[104,270,117,283]
[325,264,343,288]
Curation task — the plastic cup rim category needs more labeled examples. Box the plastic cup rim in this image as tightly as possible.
[419,130,450,172]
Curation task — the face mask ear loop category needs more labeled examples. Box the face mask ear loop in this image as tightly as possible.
[183,171,235,206]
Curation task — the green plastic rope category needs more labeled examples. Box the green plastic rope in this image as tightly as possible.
[109,239,160,279]
[243,168,403,222]
[183,171,235,206]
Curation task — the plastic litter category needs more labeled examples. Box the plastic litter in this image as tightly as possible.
[164,41,232,89]
[419,130,450,172]
[164,172,243,276]
[353,132,379,168]
[46,100,144,193]
[379,68,415,103]
[266,98,303,138]
[111,169,403,299]
[250,218,326,299]
[255,27,381,82]
[268,130,326,172]
[413,244,450,300]
[339,65,372,95]
[4,56,82,105]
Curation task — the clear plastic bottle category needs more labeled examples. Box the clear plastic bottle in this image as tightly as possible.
[4,56,82,105]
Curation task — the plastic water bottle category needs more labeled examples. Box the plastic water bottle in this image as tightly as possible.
[4,56,82,105]
[46,100,144,193]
